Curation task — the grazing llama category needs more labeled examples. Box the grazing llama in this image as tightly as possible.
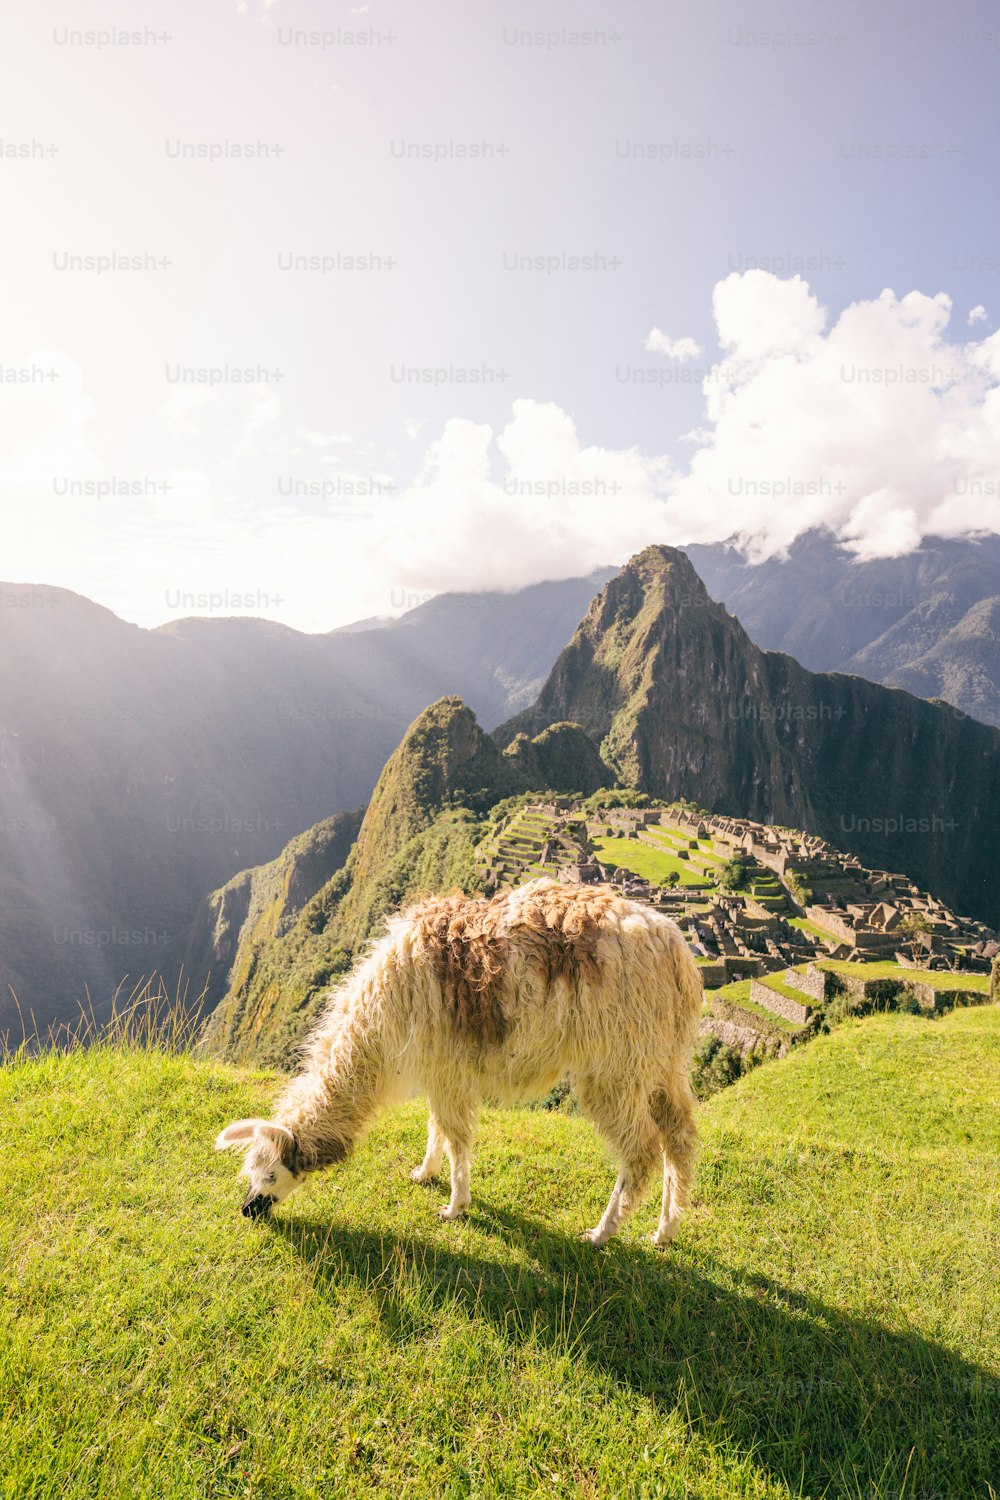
[216,878,701,1246]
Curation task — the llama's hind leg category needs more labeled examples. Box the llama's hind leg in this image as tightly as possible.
[410,1114,444,1184]
[430,1096,477,1221]
[649,1079,698,1248]
[577,1080,662,1247]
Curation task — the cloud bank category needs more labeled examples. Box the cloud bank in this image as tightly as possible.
[5,273,1000,630]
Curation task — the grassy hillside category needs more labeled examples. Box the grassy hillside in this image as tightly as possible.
[3,1008,998,1498]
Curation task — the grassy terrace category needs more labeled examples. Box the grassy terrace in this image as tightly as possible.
[808,960,992,993]
[590,836,711,888]
[753,972,815,1008]
[706,979,803,1036]
[644,826,724,867]
[4,1009,998,1497]
[787,915,838,943]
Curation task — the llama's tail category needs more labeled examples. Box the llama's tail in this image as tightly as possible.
[669,931,705,1066]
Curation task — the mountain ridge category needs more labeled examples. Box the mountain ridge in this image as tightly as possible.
[687,529,1000,725]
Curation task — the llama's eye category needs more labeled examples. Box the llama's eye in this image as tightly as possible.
[265,1173,276,1185]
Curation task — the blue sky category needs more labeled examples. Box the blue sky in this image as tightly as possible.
[2,0,999,627]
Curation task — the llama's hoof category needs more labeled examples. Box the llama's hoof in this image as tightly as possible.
[581,1227,609,1247]
[410,1166,434,1184]
[438,1204,468,1221]
[650,1221,680,1249]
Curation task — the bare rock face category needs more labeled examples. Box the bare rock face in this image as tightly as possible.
[500,546,1000,927]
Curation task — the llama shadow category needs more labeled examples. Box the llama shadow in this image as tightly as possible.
[272,1203,1000,1498]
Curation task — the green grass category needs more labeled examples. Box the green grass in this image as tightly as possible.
[592,836,708,888]
[754,973,814,1008]
[787,916,837,943]
[3,1011,999,1498]
[812,960,991,993]
[708,978,752,1003]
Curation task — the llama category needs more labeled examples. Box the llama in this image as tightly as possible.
[215,878,702,1246]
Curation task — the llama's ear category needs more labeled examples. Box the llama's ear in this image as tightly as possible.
[259,1122,296,1151]
[214,1118,270,1151]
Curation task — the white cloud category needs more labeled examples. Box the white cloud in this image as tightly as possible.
[711,270,826,364]
[969,304,988,326]
[644,327,701,360]
[665,276,1000,560]
[402,417,424,438]
[367,403,675,598]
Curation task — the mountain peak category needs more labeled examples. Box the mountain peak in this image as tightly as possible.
[349,697,524,891]
[591,545,714,621]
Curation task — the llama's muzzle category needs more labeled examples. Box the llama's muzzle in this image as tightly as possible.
[241,1192,276,1220]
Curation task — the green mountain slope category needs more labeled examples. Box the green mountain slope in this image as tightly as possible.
[500,545,1000,927]
[197,699,606,1065]
[179,809,363,1014]
[3,1006,997,1498]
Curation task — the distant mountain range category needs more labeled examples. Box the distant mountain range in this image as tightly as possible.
[0,573,608,1030]
[687,530,1000,727]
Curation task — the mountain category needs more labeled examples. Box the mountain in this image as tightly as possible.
[499,546,1000,927]
[686,531,1000,726]
[0,572,610,1029]
[197,698,607,1064]
[342,570,616,717]
[178,809,363,1016]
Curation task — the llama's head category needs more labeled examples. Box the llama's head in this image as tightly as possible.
[214,1118,305,1218]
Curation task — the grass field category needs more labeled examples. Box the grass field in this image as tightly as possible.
[591,836,709,888]
[3,1009,999,1498]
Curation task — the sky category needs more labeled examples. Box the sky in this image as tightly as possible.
[2,0,1000,631]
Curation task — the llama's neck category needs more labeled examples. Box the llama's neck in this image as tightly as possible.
[276,997,390,1169]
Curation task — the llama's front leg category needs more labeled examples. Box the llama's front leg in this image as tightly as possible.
[583,1173,626,1246]
[410,1114,444,1184]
